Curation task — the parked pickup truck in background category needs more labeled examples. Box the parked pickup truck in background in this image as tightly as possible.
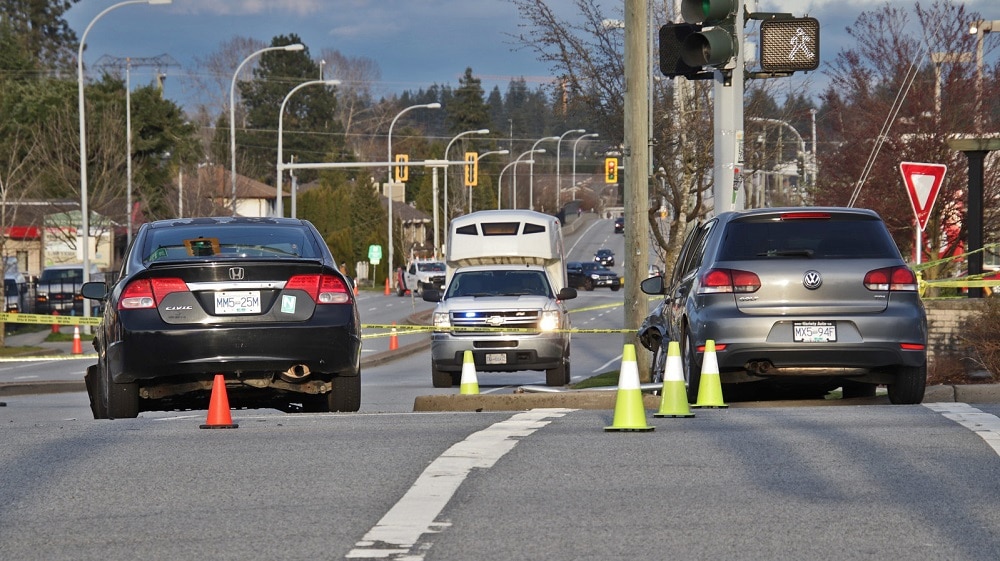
[35,265,105,314]
[396,260,446,297]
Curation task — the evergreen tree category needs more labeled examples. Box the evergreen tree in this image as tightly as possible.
[446,68,490,134]
[0,0,80,71]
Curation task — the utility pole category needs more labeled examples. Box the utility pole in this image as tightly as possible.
[624,0,650,372]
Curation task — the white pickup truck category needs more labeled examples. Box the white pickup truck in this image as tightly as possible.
[422,210,577,388]
[395,260,446,297]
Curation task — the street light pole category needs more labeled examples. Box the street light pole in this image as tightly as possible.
[555,129,585,209]
[970,20,999,134]
[443,128,489,223]
[78,0,170,313]
[230,43,304,216]
[387,102,440,283]
[572,133,599,201]
[471,149,508,212]
[497,157,536,209]
[528,136,559,211]
[276,79,340,217]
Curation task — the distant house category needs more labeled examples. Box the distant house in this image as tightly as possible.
[201,165,281,218]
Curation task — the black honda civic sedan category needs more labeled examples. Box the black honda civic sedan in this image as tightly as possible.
[81,217,362,418]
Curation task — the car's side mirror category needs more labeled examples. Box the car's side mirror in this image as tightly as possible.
[558,287,577,300]
[81,281,109,301]
[640,275,665,295]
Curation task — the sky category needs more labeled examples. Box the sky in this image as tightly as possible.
[63,0,998,114]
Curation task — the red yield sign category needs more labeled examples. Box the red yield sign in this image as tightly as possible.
[899,161,947,231]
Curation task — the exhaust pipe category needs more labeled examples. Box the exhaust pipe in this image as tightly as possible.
[280,364,311,383]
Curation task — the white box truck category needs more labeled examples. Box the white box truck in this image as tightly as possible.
[422,210,577,387]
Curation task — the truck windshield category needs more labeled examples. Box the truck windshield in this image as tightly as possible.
[447,270,551,298]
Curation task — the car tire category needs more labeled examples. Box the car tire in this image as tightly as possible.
[328,373,361,412]
[651,344,666,386]
[432,364,453,388]
[681,326,702,403]
[584,279,594,291]
[610,283,620,292]
[85,364,109,419]
[105,368,140,419]
[887,365,926,405]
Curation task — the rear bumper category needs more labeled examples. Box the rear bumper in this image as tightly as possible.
[106,315,361,383]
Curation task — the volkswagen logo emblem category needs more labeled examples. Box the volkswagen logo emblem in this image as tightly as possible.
[229,267,245,281]
[802,270,822,290]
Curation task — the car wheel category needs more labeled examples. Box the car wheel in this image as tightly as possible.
[651,344,667,386]
[681,326,702,403]
[105,368,139,419]
[328,373,361,412]
[887,365,926,405]
[584,279,594,291]
[432,364,453,388]
[85,364,109,419]
[610,283,620,292]
[841,381,877,399]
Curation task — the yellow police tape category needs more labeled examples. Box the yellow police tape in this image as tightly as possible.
[0,312,102,326]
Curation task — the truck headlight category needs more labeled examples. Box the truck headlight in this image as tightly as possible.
[433,312,451,329]
[539,310,559,332]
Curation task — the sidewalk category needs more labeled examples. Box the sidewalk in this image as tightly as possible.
[4,327,81,356]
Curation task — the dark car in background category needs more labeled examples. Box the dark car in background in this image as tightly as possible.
[638,207,927,404]
[594,248,615,267]
[81,217,362,419]
[613,216,624,234]
[567,261,620,291]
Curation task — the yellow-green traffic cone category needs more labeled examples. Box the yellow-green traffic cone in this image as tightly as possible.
[693,339,728,408]
[605,344,654,432]
[459,350,479,395]
[654,341,695,418]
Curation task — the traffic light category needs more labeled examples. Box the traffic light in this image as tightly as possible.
[679,0,740,70]
[394,154,408,182]
[759,17,820,72]
[658,23,704,78]
[605,158,618,184]
[463,152,478,187]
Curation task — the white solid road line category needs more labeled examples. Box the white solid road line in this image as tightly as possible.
[346,408,572,560]
[924,402,1000,457]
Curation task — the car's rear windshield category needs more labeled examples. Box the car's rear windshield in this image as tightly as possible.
[719,217,900,260]
[142,225,322,262]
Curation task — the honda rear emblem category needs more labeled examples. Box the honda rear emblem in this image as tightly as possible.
[229,267,245,281]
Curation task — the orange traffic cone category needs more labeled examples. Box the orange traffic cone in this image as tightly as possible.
[200,374,239,429]
[389,322,399,350]
[384,277,391,295]
[72,325,83,355]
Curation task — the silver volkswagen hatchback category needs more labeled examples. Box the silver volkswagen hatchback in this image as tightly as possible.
[639,207,927,404]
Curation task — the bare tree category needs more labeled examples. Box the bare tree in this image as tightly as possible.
[818,0,1000,284]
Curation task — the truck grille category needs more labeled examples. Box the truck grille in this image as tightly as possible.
[450,310,540,330]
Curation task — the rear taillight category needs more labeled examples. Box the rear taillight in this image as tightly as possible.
[699,268,761,294]
[118,277,188,309]
[286,274,350,304]
[864,266,917,291]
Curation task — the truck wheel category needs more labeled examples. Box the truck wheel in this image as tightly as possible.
[432,364,454,388]
[328,372,361,412]
[584,279,594,291]
[546,361,569,386]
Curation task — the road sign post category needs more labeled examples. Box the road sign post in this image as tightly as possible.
[899,161,947,264]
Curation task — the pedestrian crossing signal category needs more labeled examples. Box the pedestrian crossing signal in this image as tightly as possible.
[605,158,618,184]
[464,152,478,187]
[394,154,408,182]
